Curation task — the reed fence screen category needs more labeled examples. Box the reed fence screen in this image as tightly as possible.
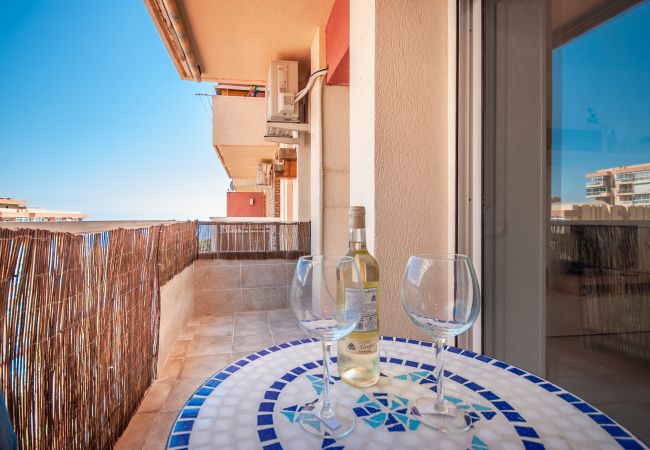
[197,221,311,260]
[157,222,198,285]
[0,222,197,449]
[549,221,650,361]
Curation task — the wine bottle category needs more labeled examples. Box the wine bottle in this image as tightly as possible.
[337,206,380,387]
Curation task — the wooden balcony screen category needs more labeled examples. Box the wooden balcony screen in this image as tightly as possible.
[0,221,197,449]
[197,221,311,260]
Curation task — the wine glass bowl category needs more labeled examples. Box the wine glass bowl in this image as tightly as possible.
[289,255,364,439]
[400,253,480,433]
[401,253,480,338]
[290,256,363,342]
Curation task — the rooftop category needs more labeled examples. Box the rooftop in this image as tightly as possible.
[0,198,27,207]
[587,162,650,177]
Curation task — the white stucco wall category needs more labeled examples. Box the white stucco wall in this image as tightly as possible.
[349,0,376,254]
[296,140,311,221]
[322,86,350,256]
[310,28,326,254]
[350,0,450,340]
[308,28,351,255]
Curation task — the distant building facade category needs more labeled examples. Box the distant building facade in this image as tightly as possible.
[0,198,87,222]
[586,162,650,206]
[551,163,650,220]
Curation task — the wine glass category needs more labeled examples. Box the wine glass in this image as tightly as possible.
[400,253,480,433]
[290,255,364,439]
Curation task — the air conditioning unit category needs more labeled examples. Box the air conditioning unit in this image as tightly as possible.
[266,60,300,123]
[265,61,310,145]
[256,163,272,188]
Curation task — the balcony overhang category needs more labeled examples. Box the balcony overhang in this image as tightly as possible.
[212,95,277,192]
[218,145,276,192]
[144,0,335,84]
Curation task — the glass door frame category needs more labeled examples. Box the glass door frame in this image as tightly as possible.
[455,0,483,354]
[457,0,550,375]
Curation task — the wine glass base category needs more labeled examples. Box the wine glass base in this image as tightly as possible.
[412,398,472,433]
[298,403,356,439]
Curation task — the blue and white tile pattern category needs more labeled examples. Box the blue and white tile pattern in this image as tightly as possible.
[167,337,647,450]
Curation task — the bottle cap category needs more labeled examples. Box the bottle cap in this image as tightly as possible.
[349,206,365,229]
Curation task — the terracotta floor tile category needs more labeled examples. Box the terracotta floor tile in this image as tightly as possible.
[272,331,309,345]
[178,354,230,379]
[114,412,158,450]
[187,317,202,326]
[235,311,268,322]
[161,378,205,412]
[230,351,255,363]
[137,380,175,414]
[194,324,233,337]
[142,411,179,450]
[234,319,271,337]
[199,314,234,326]
[177,325,197,341]
[270,318,302,334]
[168,339,190,357]
[119,310,294,449]
[184,336,232,357]
[232,333,273,353]
[158,357,183,380]
[268,308,293,321]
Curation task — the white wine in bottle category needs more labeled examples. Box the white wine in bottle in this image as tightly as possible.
[337,206,380,387]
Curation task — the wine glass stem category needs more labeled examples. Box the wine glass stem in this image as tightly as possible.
[321,341,335,419]
[434,337,447,411]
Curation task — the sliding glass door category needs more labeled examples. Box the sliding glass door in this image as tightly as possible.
[483,0,650,442]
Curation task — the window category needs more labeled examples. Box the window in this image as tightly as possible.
[586,175,605,186]
[586,186,608,196]
[633,193,650,204]
[616,172,634,182]
[634,170,650,182]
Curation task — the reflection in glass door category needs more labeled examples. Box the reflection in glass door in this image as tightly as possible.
[483,0,650,442]
[548,0,650,442]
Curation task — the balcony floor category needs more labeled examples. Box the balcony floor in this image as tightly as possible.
[547,333,650,443]
[115,310,305,450]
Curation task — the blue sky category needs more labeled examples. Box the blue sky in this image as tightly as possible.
[2,3,648,216]
[0,1,228,220]
[552,0,650,202]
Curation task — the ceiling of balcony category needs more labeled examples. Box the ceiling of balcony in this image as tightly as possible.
[154,0,334,84]
[219,145,276,192]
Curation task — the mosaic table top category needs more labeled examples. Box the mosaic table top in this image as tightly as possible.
[166,337,647,450]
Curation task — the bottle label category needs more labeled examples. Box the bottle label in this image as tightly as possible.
[345,284,378,332]
[344,337,378,354]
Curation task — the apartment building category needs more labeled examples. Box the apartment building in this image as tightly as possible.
[140,4,650,443]
[586,162,650,205]
[0,197,87,222]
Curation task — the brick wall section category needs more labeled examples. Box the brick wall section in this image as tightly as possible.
[265,188,274,218]
[193,259,296,316]
[274,178,281,217]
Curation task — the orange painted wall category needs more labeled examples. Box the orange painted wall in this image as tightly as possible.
[227,192,265,217]
[325,0,350,85]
